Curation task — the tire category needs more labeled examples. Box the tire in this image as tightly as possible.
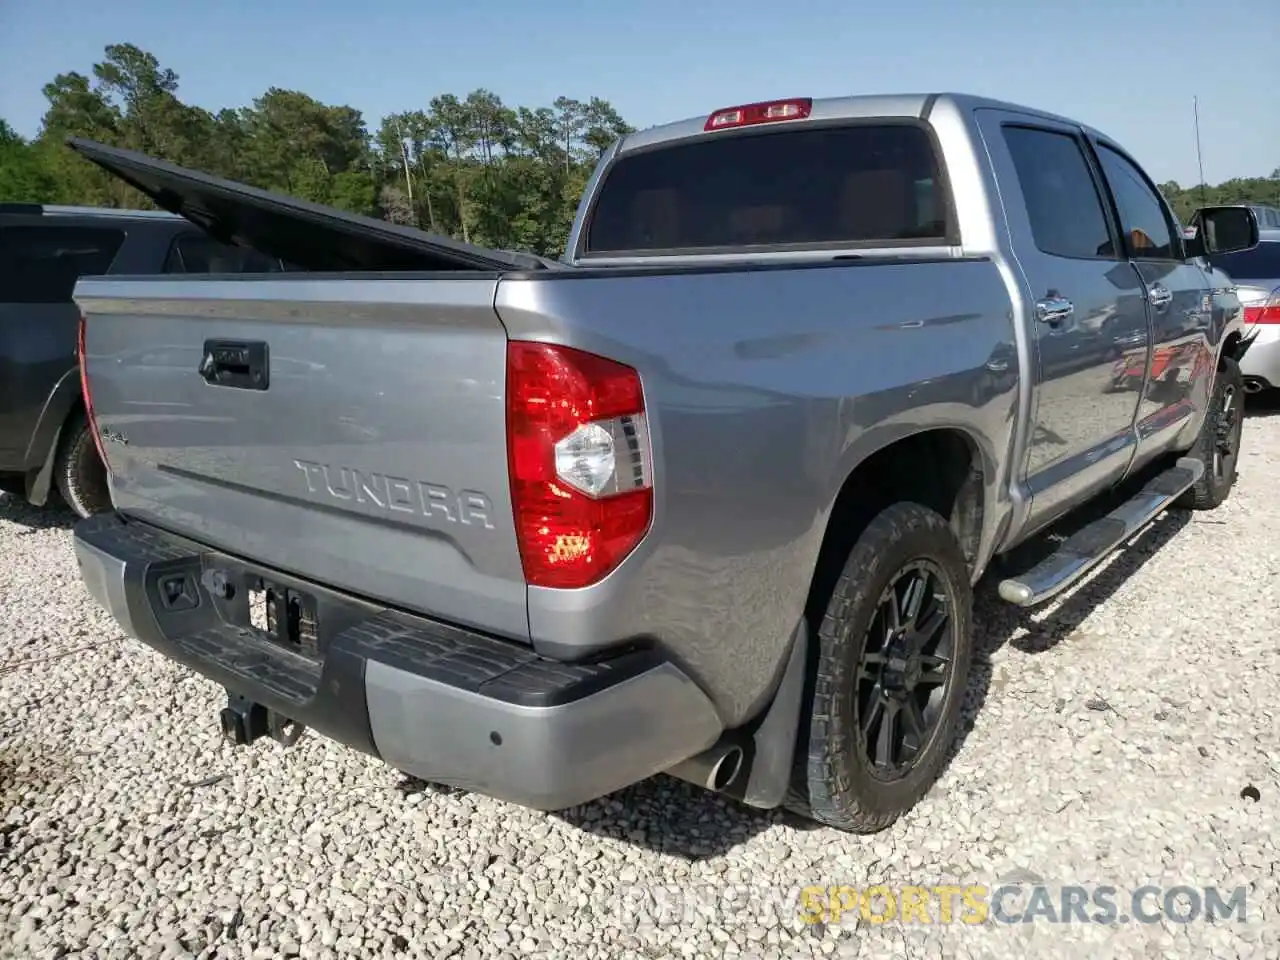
[1177,357,1244,511]
[53,412,112,518]
[787,502,974,833]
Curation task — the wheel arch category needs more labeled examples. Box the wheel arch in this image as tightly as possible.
[805,424,994,628]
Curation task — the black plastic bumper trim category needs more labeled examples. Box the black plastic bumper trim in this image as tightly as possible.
[73,513,666,748]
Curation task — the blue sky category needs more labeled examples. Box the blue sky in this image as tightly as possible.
[1,0,1275,187]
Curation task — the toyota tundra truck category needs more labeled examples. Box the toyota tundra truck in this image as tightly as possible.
[67,93,1259,833]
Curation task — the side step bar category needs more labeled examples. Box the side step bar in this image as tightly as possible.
[998,457,1204,607]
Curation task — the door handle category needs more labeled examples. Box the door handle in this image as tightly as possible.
[1147,284,1173,308]
[1034,296,1074,324]
[199,339,270,391]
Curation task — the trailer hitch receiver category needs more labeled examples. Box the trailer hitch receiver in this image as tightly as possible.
[219,694,268,745]
[219,693,306,748]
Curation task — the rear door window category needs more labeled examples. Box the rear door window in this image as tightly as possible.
[0,225,127,303]
[163,233,284,273]
[1000,125,1116,260]
[582,122,950,255]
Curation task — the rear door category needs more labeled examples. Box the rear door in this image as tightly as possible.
[976,111,1152,530]
[0,221,126,468]
[1088,138,1216,466]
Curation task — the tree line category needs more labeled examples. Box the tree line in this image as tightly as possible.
[1,43,1277,259]
[0,43,632,258]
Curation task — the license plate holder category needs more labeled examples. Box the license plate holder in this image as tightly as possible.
[246,577,321,659]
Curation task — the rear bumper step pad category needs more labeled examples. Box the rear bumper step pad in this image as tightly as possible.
[73,513,722,810]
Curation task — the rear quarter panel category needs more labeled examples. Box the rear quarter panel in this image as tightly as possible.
[497,258,1018,724]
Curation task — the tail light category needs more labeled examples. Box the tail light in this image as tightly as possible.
[77,312,110,470]
[506,342,653,589]
[1242,287,1280,325]
[704,98,812,132]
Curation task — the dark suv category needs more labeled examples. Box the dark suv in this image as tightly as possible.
[0,203,287,517]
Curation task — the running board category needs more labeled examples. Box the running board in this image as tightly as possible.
[998,457,1204,607]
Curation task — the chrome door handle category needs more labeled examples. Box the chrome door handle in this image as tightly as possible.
[1148,284,1173,308]
[1034,296,1074,324]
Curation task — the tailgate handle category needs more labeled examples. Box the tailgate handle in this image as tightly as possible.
[199,340,269,391]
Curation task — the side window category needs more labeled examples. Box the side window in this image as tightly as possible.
[1094,144,1178,260]
[0,225,126,303]
[163,234,282,274]
[1001,126,1116,260]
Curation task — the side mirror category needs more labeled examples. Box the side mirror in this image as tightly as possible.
[1183,205,1260,259]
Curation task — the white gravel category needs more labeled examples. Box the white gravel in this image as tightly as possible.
[3,402,1279,960]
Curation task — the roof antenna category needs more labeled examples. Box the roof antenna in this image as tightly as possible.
[1193,95,1207,208]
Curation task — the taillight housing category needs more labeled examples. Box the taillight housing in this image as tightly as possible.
[704,98,813,131]
[506,342,653,589]
[77,312,110,470]
[1242,287,1280,325]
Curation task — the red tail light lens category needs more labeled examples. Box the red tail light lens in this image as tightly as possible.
[77,312,110,470]
[1242,302,1280,325]
[704,98,813,131]
[1242,286,1280,325]
[506,341,653,589]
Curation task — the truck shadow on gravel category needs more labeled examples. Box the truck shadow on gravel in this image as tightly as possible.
[0,492,77,532]
[538,461,1198,858]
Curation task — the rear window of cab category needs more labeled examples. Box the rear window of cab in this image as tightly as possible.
[582,122,950,256]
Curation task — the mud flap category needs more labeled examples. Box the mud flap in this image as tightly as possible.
[24,422,62,507]
[1226,329,1259,364]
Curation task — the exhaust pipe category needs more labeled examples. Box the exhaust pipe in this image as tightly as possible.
[1242,377,1267,395]
[666,741,746,793]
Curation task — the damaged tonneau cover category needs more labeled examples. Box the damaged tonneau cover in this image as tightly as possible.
[66,136,560,273]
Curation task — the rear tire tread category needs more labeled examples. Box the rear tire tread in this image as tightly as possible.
[788,501,973,834]
[53,412,111,519]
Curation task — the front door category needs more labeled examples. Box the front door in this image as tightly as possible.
[977,112,1152,531]
[1088,138,1215,469]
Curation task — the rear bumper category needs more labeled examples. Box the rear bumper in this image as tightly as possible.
[73,513,722,810]
[1239,325,1280,388]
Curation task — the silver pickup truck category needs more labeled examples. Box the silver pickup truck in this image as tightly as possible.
[69,93,1260,834]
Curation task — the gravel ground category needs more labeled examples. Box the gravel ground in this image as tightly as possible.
[2,402,1278,960]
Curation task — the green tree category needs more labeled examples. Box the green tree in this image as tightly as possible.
[0,120,58,203]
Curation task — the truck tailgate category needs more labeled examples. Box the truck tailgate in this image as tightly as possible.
[75,276,529,641]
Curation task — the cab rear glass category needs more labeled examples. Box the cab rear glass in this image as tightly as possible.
[581,122,952,256]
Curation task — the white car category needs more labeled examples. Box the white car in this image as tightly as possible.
[1205,226,1280,396]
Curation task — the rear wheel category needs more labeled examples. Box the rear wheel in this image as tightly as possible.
[1178,357,1244,511]
[788,501,973,833]
[54,412,112,518]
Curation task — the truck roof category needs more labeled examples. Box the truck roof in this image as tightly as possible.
[0,202,182,222]
[617,92,1099,154]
